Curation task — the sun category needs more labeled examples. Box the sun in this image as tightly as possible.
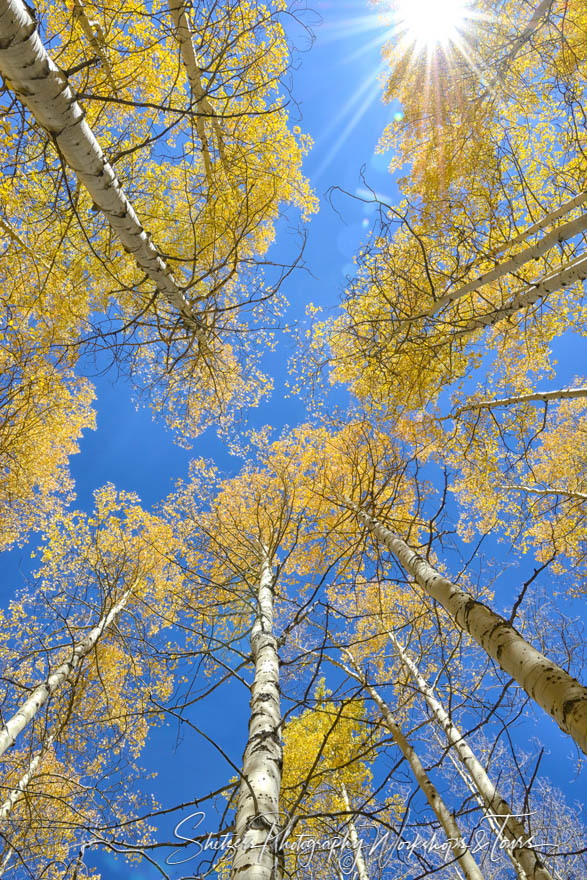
[395,0,471,50]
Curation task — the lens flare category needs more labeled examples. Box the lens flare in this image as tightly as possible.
[396,0,470,49]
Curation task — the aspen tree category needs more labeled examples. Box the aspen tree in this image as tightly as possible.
[0,735,54,820]
[230,545,282,880]
[418,212,587,318]
[169,464,304,880]
[166,443,393,879]
[303,2,586,576]
[0,486,184,875]
[353,506,587,752]
[309,211,586,585]
[491,193,587,255]
[341,650,485,880]
[0,588,132,758]
[0,0,316,443]
[389,632,553,880]
[340,782,371,880]
[0,590,132,755]
[450,386,587,416]
[167,0,226,185]
[0,0,314,330]
[0,0,202,330]
[0,485,183,754]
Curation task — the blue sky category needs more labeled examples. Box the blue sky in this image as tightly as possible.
[1,1,585,877]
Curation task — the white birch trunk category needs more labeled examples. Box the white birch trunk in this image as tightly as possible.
[425,212,587,317]
[230,549,282,880]
[450,253,587,338]
[491,193,587,257]
[0,734,54,820]
[0,590,131,758]
[390,633,553,880]
[0,0,202,332]
[452,386,587,416]
[167,0,226,185]
[342,651,484,880]
[340,782,370,880]
[354,507,587,753]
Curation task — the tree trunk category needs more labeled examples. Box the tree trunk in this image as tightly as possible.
[437,730,529,880]
[491,192,587,256]
[452,253,587,338]
[0,590,131,757]
[426,211,587,317]
[354,507,587,753]
[167,0,226,185]
[0,847,14,875]
[497,0,555,73]
[72,0,117,93]
[390,632,554,880]
[230,548,282,880]
[499,485,587,502]
[0,0,202,332]
[0,734,54,820]
[452,386,587,416]
[340,782,370,880]
[343,651,485,880]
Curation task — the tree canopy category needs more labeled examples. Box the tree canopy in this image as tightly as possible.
[0,1,585,879]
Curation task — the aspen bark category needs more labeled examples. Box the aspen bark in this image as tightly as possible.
[0,847,13,875]
[451,253,587,338]
[500,485,587,502]
[0,590,131,758]
[491,193,587,256]
[498,0,555,71]
[0,0,202,332]
[343,652,484,880]
[230,549,282,880]
[452,386,587,416]
[437,732,529,880]
[390,633,553,880]
[167,0,226,184]
[425,212,587,317]
[354,507,587,753]
[0,735,54,820]
[340,782,370,880]
[71,0,117,93]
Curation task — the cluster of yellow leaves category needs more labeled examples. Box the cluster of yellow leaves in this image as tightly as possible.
[1,742,101,878]
[448,396,587,586]
[282,697,372,811]
[0,333,95,551]
[281,694,403,878]
[169,420,422,593]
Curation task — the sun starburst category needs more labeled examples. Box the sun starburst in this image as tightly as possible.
[395,0,472,50]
